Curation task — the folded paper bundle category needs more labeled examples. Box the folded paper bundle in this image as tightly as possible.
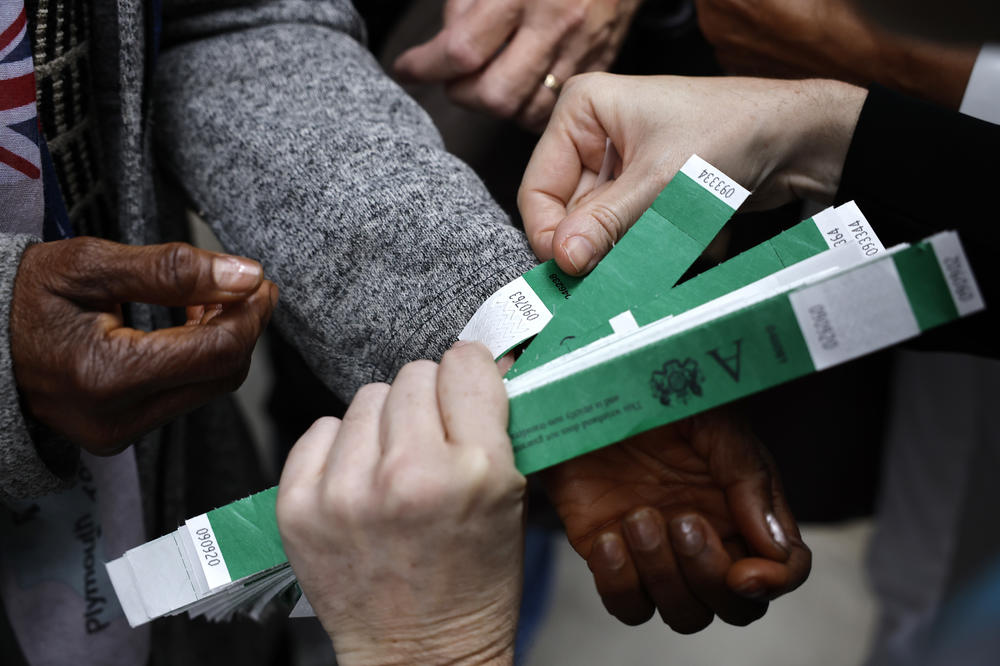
[106,487,296,626]
[107,156,985,626]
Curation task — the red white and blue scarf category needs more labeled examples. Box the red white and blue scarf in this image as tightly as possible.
[1,0,69,240]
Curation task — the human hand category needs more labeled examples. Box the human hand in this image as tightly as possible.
[10,237,276,454]
[393,0,643,130]
[277,342,525,666]
[695,0,976,108]
[542,409,810,630]
[518,73,866,274]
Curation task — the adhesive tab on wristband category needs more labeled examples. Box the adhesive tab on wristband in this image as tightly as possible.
[185,513,233,591]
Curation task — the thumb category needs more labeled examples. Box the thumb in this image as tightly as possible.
[692,411,792,562]
[549,169,662,276]
[51,238,264,306]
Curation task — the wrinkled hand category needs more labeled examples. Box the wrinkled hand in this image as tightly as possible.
[277,342,525,666]
[518,73,867,275]
[10,237,276,454]
[393,0,642,130]
[695,0,976,108]
[542,409,810,630]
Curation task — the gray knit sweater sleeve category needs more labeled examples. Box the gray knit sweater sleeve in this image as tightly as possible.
[0,235,78,505]
[154,0,537,400]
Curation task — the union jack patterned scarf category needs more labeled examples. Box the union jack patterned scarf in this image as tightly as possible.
[1,0,69,239]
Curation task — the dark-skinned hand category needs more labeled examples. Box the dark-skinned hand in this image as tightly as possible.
[542,408,810,631]
[10,237,277,455]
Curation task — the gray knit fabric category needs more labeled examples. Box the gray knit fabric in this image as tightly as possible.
[154,0,536,399]
[0,234,79,505]
[0,0,536,660]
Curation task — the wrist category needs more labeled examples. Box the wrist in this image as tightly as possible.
[332,630,515,666]
[328,599,517,666]
[333,640,514,666]
[768,79,866,203]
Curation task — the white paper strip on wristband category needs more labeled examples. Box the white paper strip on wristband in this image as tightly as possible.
[458,275,554,358]
[678,154,751,209]
[929,231,986,316]
[185,513,234,591]
[789,258,919,371]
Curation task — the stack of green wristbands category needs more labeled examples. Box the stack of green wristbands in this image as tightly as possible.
[107,156,985,626]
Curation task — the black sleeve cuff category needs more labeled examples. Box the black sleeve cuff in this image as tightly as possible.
[836,85,1000,357]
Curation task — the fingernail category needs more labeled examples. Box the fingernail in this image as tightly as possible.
[451,340,473,349]
[213,256,262,292]
[672,517,705,557]
[595,533,626,570]
[734,578,766,600]
[625,510,661,552]
[562,235,597,274]
[268,282,279,308]
[766,512,790,552]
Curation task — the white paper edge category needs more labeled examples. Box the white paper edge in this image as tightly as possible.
[185,513,233,591]
[679,155,751,209]
[929,231,986,317]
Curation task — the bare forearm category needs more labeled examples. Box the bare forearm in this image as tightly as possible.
[697,0,977,109]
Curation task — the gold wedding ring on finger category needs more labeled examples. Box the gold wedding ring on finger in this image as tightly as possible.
[543,73,562,94]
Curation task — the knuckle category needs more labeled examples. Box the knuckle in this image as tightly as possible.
[399,358,437,376]
[443,32,485,72]
[557,3,587,32]
[378,449,415,486]
[344,383,390,425]
[381,463,448,516]
[158,243,201,297]
[275,491,310,535]
[459,447,492,486]
[509,469,528,494]
[353,382,391,405]
[318,482,359,523]
[587,201,627,245]
[478,84,521,119]
[69,236,105,259]
[60,238,109,294]
[561,72,596,98]
[440,344,468,363]
[312,415,341,431]
[393,359,438,386]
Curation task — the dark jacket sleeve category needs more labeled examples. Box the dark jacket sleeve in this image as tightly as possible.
[835,85,999,357]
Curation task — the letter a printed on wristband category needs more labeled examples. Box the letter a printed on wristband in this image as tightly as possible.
[504,232,983,474]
